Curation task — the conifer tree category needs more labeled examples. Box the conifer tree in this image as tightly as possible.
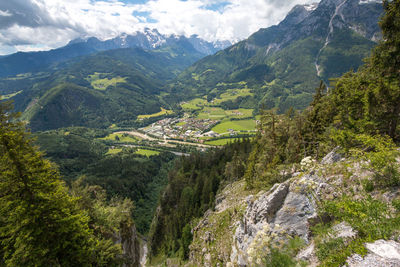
[0,100,96,266]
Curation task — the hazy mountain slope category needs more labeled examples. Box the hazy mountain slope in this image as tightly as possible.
[14,45,203,131]
[0,29,230,78]
[172,0,383,111]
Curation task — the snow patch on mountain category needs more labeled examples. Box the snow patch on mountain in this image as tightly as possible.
[359,0,382,4]
[304,3,319,11]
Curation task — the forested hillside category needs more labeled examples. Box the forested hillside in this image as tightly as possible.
[33,127,176,234]
[7,45,203,131]
[149,139,252,260]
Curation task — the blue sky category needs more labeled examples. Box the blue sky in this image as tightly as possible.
[0,0,318,55]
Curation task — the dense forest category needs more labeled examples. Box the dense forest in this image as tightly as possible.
[149,139,252,260]
[33,127,176,234]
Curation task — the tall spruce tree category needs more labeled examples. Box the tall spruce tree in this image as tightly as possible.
[0,100,96,266]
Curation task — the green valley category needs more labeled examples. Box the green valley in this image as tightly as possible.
[2,0,398,266]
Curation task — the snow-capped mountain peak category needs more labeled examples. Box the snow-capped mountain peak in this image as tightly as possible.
[68,29,231,55]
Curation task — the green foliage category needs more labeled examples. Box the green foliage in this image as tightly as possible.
[329,1,400,141]
[244,97,333,189]
[264,249,297,267]
[179,224,193,259]
[324,195,399,240]
[372,0,400,80]
[245,0,400,189]
[73,150,175,234]
[34,127,108,181]
[72,179,134,235]
[315,237,367,267]
[263,237,306,267]
[331,131,400,187]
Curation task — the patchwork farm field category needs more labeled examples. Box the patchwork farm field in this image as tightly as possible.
[106,148,123,154]
[211,119,256,134]
[181,98,207,111]
[137,108,174,120]
[100,133,139,143]
[86,72,127,90]
[211,89,253,105]
[197,108,253,120]
[205,138,243,146]
[135,149,160,156]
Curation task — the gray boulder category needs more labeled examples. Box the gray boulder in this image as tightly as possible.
[321,147,343,164]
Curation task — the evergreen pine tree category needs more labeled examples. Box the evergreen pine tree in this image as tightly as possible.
[0,100,96,266]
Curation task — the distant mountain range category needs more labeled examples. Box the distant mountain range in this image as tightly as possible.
[67,28,231,56]
[0,29,231,78]
[172,0,383,111]
[0,0,385,131]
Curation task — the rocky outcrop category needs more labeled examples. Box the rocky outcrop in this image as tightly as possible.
[347,240,400,267]
[230,174,321,266]
[187,149,399,267]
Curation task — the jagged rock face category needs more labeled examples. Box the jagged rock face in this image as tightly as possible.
[246,0,382,52]
[231,174,320,266]
[117,223,141,267]
[347,240,400,266]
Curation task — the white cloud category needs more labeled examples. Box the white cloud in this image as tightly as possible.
[0,9,12,17]
[0,0,319,55]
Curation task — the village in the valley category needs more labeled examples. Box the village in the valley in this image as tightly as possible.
[140,116,224,141]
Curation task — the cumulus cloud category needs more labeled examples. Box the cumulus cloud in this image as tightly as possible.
[0,0,318,55]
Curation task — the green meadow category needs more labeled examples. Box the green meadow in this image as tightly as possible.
[211,119,256,134]
[86,72,127,90]
[106,148,123,155]
[100,133,139,143]
[137,108,174,120]
[135,149,160,156]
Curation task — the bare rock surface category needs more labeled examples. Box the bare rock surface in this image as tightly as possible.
[321,147,343,164]
[231,174,320,266]
[331,221,357,239]
[296,241,319,267]
[346,240,400,267]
